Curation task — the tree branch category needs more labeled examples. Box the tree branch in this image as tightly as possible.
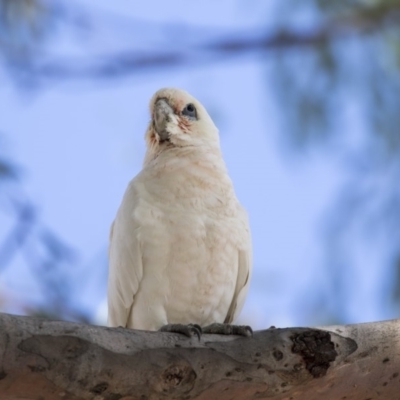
[26,3,400,83]
[0,313,399,399]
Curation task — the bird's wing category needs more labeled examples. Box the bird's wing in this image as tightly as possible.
[107,184,143,327]
[224,223,252,324]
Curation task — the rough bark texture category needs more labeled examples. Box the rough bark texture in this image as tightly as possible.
[0,313,399,399]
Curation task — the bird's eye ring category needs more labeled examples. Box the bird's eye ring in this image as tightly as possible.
[182,103,197,120]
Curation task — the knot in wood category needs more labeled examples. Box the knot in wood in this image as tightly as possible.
[90,382,109,395]
[291,330,337,378]
[159,364,196,395]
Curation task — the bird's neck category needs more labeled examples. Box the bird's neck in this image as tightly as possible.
[145,145,226,172]
[142,146,236,208]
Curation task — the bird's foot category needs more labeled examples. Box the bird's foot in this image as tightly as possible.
[202,323,253,337]
[159,323,202,340]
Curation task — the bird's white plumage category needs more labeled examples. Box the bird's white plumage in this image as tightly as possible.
[108,88,252,330]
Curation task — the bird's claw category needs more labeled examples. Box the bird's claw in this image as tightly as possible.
[202,323,253,337]
[159,323,202,340]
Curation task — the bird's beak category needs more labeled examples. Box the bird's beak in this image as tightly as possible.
[153,98,174,142]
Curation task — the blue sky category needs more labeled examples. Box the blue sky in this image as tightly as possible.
[0,0,396,329]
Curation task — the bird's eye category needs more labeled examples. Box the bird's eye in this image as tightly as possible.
[182,103,197,120]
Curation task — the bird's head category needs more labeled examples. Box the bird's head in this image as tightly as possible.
[144,88,219,162]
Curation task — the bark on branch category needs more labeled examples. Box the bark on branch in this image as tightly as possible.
[0,313,399,399]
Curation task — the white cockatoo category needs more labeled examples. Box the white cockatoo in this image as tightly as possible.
[108,88,252,337]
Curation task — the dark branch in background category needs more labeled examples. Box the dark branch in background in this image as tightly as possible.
[22,2,400,82]
[0,160,18,179]
[0,163,89,322]
[0,200,35,272]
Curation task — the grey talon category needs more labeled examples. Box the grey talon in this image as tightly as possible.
[159,323,203,340]
[202,323,253,337]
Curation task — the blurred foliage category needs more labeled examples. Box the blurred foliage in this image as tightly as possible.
[0,134,88,321]
[0,0,51,85]
[0,159,17,180]
[269,0,400,320]
[271,0,400,151]
[1,0,400,322]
